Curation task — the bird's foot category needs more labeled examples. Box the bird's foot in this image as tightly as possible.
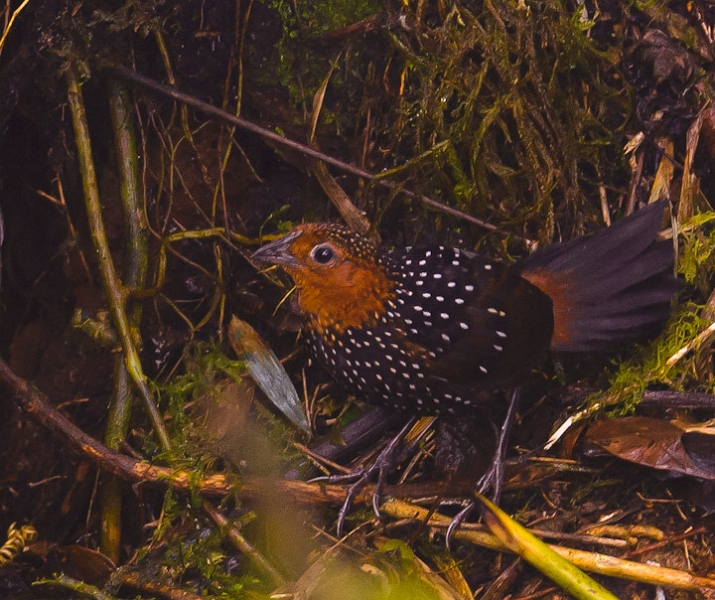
[312,416,418,537]
[445,387,522,547]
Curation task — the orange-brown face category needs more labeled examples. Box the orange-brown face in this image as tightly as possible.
[251,224,397,334]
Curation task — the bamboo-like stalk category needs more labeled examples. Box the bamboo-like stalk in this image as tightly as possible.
[100,79,151,562]
[65,65,171,452]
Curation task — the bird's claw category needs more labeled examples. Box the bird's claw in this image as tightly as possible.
[319,416,418,537]
[335,464,381,537]
[445,388,521,547]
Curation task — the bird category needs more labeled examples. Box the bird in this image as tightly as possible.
[251,201,679,418]
[251,202,680,537]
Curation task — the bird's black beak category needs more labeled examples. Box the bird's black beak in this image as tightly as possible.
[251,230,302,267]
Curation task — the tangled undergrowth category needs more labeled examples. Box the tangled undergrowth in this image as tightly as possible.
[0,0,715,598]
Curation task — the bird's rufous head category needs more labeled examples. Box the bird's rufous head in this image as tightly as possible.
[251,223,397,334]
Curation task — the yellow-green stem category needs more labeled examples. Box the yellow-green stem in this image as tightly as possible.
[65,65,171,452]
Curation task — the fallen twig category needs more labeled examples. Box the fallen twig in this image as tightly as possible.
[110,65,507,235]
[381,499,715,592]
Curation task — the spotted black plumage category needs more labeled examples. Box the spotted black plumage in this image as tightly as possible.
[252,203,679,416]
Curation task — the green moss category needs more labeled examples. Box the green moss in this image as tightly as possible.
[256,0,383,126]
[678,211,715,287]
[147,501,269,598]
[583,304,708,416]
[386,2,628,229]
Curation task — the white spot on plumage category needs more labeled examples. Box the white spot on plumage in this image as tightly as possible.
[455,298,465,305]
[419,259,427,266]
[494,344,503,351]
[448,281,456,288]
[440,312,449,319]
[433,273,442,279]
[460,322,469,330]
[484,264,492,270]
[436,295,444,302]
[479,365,488,373]
[441,333,450,342]
[496,331,507,338]
[465,284,474,292]
[423,292,431,298]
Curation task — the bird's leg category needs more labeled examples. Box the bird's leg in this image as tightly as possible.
[315,415,418,537]
[445,387,522,546]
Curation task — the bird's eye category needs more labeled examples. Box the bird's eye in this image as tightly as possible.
[311,244,336,264]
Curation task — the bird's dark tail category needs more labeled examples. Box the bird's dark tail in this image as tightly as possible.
[519,201,680,352]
